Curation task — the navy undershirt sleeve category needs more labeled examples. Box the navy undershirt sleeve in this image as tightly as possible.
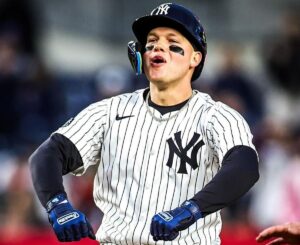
[190,145,259,217]
[29,133,83,207]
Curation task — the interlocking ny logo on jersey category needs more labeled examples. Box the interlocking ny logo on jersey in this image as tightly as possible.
[151,3,171,15]
[166,131,204,174]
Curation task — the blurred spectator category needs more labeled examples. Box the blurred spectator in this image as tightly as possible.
[94,64,136,100]
[249,119,292,228]
[0,0,64,150]
[14,63,65,147]
[0,31,65,149]
[263,9,300,96]
[0,31,20,147]
[211,44,265,128]
[0,152,44,243]
[0,0,39,55]
[276,157,300,223]
[255,126,300,244]
[275,126,300,224]
[58,73,95,119]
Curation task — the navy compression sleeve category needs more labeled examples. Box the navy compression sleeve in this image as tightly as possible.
[29,133,83,207]
[191,145,259,217]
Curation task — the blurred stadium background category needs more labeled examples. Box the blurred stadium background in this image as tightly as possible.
[0,0,300,244]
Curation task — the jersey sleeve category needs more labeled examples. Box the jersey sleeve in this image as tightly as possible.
[53,100,109,175]
[202,102,256,165]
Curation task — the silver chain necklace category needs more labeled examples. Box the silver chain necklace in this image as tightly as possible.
[145,90,195,122]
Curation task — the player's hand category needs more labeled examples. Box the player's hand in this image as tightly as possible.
[150,200,202,241]
[47,193,96,242]
[256,222,300,244]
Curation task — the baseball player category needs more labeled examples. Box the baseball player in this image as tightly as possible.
[29,3,259,244]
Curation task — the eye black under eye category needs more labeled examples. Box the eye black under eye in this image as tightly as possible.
[145,45,154,52]
[169,45,184,55]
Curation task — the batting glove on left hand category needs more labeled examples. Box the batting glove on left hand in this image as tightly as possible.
[47,193,96,242]
[150,200,202,241]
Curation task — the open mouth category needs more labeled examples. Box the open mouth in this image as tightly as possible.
[151,55,166,64]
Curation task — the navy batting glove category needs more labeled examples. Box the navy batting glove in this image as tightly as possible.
[150,200,202,241]
[46,193,96,242]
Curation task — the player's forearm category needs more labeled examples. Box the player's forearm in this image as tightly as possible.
[191,145,259,216]
[29,133,83,207]
[30,137,66,207]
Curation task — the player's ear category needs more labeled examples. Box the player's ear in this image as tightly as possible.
[190,51,202,69]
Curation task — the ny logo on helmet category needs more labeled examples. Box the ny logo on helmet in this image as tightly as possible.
[151,3,171,15]
[166,131,204,174]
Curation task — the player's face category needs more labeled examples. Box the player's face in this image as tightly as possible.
[143,27,202,86]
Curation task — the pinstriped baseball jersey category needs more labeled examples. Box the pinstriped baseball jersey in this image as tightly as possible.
[55,88,256,245]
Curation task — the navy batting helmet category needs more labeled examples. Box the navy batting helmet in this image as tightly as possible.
[132,3,207,81]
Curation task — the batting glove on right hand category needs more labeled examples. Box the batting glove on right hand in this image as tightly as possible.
[47,193,96,242]
[150,200,202,241]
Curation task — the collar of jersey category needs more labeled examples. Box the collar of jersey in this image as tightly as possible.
[143,88,190,116]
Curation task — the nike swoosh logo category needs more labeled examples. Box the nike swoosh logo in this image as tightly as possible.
[116,115,134,120]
